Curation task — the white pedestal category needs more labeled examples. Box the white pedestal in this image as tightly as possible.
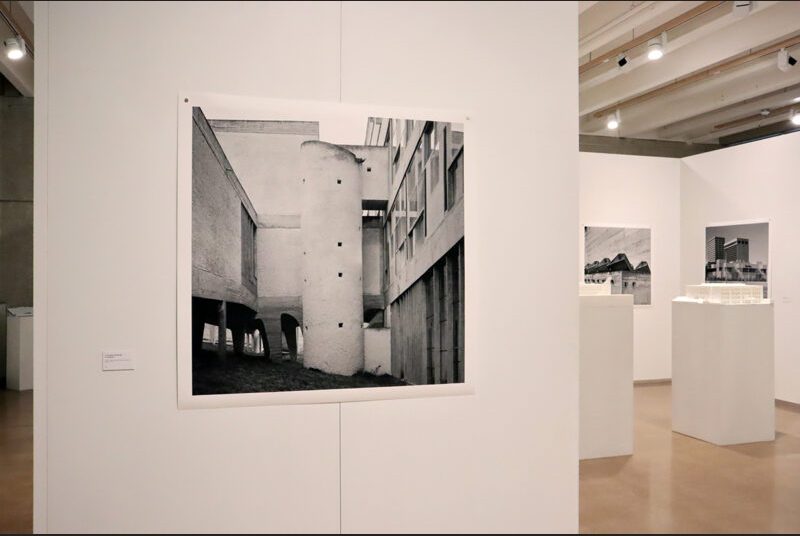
[580,294,634,460]
[672,299,774,445]
[7,312,33,391]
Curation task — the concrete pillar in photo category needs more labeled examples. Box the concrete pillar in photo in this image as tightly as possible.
[232,327,245,356]
[217,300,227,358]
[264,318,283,360]
[300,141,364,376]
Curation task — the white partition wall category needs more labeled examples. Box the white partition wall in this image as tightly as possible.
[339,3,578,531]
[579,153,681,381]
[581,143,800,406]
[681,132,800,405]
[35,2,579,533]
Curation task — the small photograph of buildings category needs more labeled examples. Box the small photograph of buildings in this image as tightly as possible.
[191,106,465,396]
[584,226,652,305]
[705,222,768,298]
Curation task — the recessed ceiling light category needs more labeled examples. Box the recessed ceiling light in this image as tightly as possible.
[791,110,800,126]
[792,96,800,103]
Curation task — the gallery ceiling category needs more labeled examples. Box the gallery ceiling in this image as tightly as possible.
[0,0,33,96]
[579,1,800,150]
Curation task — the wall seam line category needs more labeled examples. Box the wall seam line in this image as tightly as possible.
[338,3,343,534]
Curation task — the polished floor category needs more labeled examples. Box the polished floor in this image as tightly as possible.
[580,384,800,534]
[2,385,798,533]
[0,389,32,534]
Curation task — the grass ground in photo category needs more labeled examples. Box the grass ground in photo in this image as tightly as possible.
[192,348,407,395]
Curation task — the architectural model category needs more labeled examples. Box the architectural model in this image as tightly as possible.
[682,283,768,305]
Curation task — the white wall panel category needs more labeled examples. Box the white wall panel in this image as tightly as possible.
[36,1,580,532]
[580,153,681,381]
[681,131,800,404]
[339,2,579,533]
[39,2,342,532]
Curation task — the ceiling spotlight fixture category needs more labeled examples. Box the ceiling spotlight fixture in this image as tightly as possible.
[3,36,26,61]
[606,110,621,130]
[732,1,752,18]
[791,110,800,126]
[616,53,629,70]
[647,33,666,61]
[778,48,797,72]
[759,109,771,117]
[793,96,800,103]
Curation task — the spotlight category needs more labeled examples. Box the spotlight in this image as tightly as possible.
[647,33,666,61]
[3,36,25,61]
[616,53,629,70]
[778,48,797,73]
[732,1,752,18]
[791,110,800,126]
[606,110,620,130]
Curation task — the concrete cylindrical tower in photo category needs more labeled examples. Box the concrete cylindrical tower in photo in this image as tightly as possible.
[300,141,364,375]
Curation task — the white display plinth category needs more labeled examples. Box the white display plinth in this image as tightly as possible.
[580,294,634,460]
[672,298,774,445]
[6,309,33,391]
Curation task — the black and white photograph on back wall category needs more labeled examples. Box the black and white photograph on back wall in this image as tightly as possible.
[705,222,769,298]
[179,95,470,407]
[584,226,652,305]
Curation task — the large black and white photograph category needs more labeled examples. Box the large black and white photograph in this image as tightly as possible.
[179,96,467,406]
[705,222,769,298]
[584,226,652,305]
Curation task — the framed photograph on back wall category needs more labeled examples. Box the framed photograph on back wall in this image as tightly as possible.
[704,220,769,299]
[583,225,652,306]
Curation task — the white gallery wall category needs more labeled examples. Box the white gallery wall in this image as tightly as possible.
[580,153,681,381]
[580,133,800,405]
[681,131,800,405]
[34,1,579,533]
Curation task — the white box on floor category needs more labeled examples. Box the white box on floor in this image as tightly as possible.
[6,307,33,391]
[672,298,774,445]
[580,294,634,460]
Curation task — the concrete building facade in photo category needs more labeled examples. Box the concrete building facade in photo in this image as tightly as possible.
[706,236,725,264]
[705,235,767,297]
[724,238,749,263]
[191,108,465,383]
[584,253,651,305]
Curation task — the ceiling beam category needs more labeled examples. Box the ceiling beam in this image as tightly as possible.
[592,32,800,119]
[0,1,33,54]
[580,1,779,93]
[0,3,31,96]
[580,1,680,58]
[655,83,800,140]
[714,102,798,131]
[580,1,794,116]
[582,58,800,137]
[579,1,724,75]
